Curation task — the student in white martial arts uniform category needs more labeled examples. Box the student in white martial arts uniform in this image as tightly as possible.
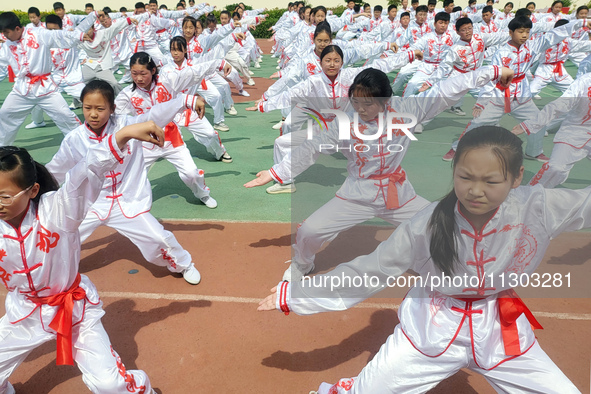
[117,51,231,207]
[259,127,589,394]
[513,73,591,188]
[46,80,203,285]
[245,65,514,282]
[567,6,590,67]
[0,131,162,393]
[529,19,591,96]
[443,16,591,163]
[53,1,89,31]
[0,12,87,146]
[247,45,419,194]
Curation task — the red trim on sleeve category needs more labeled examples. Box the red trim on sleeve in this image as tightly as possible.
[269,168,282,183]
[184,94,189,109]
[218,60,225,71]
[108,135,124,164]
[127,17,132,25]
[475,103,485,109]
[279,281,290,315]
[408,51,414,62]
[521,122,531,135]
[493,66,500,81]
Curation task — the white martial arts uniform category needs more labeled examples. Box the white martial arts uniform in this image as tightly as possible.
[459,20,588,157]
[269,65,504,273]
[278,185,591,393]
[391,20,433,94]
[520,74,591,188]
[46,95,197,275]
[0,26,85,145]
[0,138,151,393]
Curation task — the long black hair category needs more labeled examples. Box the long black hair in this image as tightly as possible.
[428,127,523,275]
[129,52,158,91]
[319,44,343,62]
[348,68,393,103]
[314,21,332,39]
[0,147,58,206]
[170,36,188,59]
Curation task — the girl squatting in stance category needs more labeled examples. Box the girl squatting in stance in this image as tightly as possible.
[0,121,168,393]
[259,125,591,393]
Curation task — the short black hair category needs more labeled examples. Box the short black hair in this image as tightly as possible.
[374,5,383,12]
[220,10,230,16]
[120,6,128,12]
[434,11,450,22]
[453,6,462,12]
[505,2,514,7]
[551,0,563,8]
[482,5,493,14]
[388,4,397,11]
[415,5,428,13]
[28,7,41,16]
[53,2,65,10]
[0,12,22,31]
[135,2,145,8]
[411,0,419,3]
[149,0,158,4]
[525,2,536,8]
[103,6,112,13]
[400,11,410,18]
[577,5,589,14]
[46,14,63,28]
[159,4,168,9]
[514,8,532,18]
[508,16,532,30]
[85,3,94,8]
[443,0,454,8]
[428,0,437,5]
[455,16,472,31]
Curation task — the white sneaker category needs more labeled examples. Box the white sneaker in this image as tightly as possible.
[447,107,466,116]
[200,195,218,208]
[247,78,255,86]
[266,182,295,194]
[270,49,275,54]
[239,89,250,97]
[182,264,201,285]
[254,61,261,69]
[413,123,424,134]
[282,260,314,282]
[272,120,284,130]
[116,69,123,75]
[69,102,77,110]
[534,94,542,100]
[248,70,255,76]
[214,122,230,132]
[220,152,233,163]
[225,106,238,115]
[25,121,46,129]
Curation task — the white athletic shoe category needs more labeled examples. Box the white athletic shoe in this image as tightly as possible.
[275,65,280,69]
[220,152,233,163]
[239,89,250,97]
[266,182,295,194]
[413,123,424,134]
[272,120,284,130]
[248,70,255,76]
[247,78,255,86]
[25,121,46,129]
[254,61,261,69]
[282,260,314,282]
[116,69,123,75]
[534,94,542,100]
[270,49,275,54]
[447,107,466,116]
[214,122,230,132]
[225,106,238,115]
[182,264,201,285]
[200,195,218,208]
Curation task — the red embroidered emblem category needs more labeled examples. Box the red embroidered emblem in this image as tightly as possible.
[499,224,538,274]
[26,31,40,49]
[110,346,147,393]
[155,84,172,103]
[0,250,11,289]
[160,248,176,269]
[306,62,317,75]
[130,97,145,114]
[37,225,60,253]
[501,57,512,67]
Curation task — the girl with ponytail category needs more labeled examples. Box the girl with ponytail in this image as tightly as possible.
[259,126,591,393]
[0,122,166,392]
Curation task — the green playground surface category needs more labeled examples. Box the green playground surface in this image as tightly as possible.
[1,57,589,224]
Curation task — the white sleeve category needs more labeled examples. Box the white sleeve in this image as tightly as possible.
[543,186,591,238]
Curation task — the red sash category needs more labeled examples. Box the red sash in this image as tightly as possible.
[496,74,526,113]
[498,289,543,356]
[27,273,86,365]
[26,73,51,86]
[164,122,184,147]
[549,61,564,77]
[368,167,406,209]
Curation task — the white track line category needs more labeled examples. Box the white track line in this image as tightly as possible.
[95,291,591,321]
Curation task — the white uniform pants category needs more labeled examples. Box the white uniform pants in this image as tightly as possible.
[195,81,225,125]
[225,49,250,80]
[293,196,430,270]
[403,63,437,97]
[391,61,421,95]
[182,114,226,159]
[223,67,244,92]
[208,74,234,110]
[529,142,591,188]
[529,64,573,96]
[454,100,545,157]
[0,301,151,394]
[318,324,579,393]
[82,64,122,96]
[79,204,192,273]
[143,142,211,199]
[0,90,81,146]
